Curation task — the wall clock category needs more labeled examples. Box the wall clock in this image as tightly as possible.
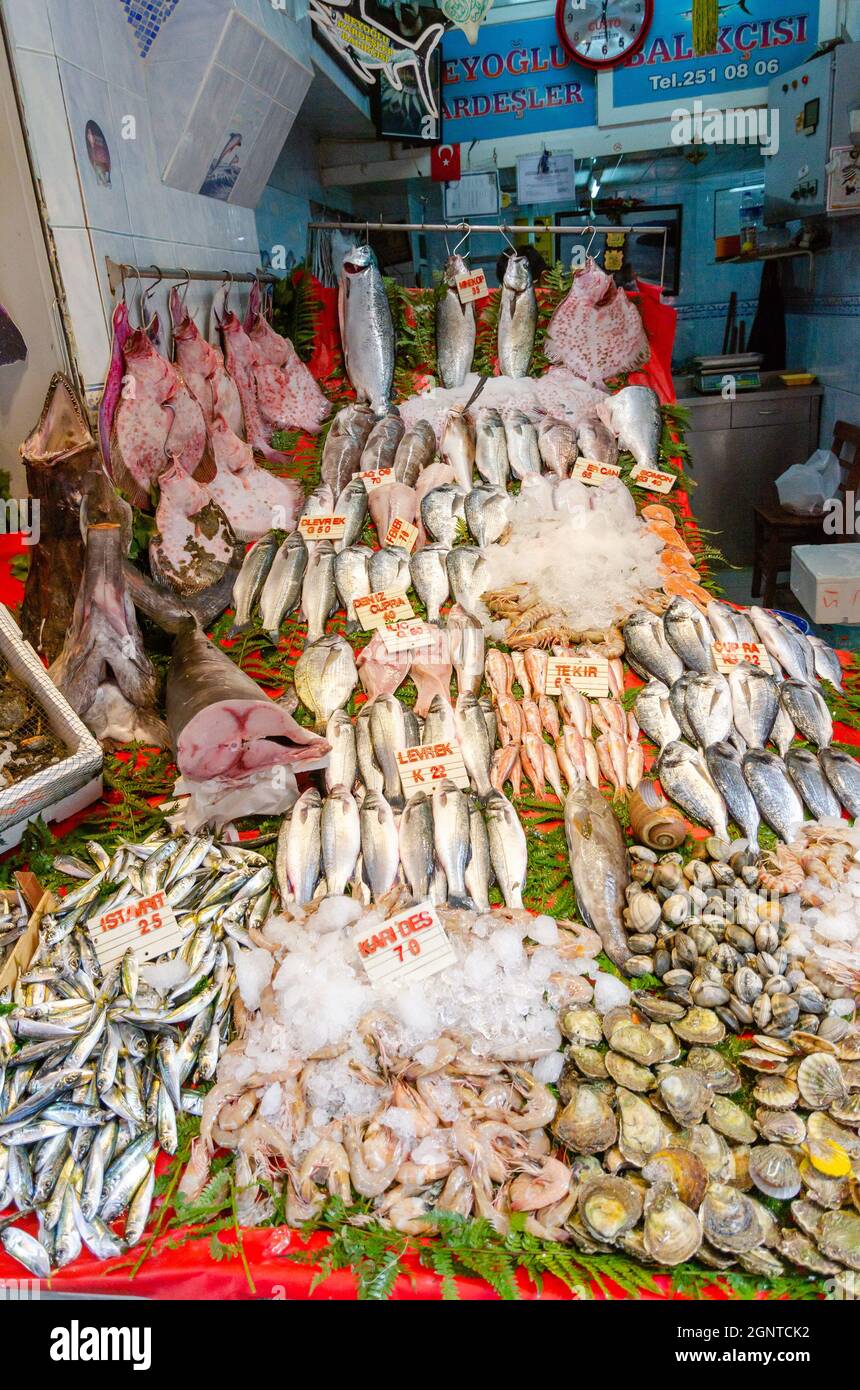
[555,0,654,71]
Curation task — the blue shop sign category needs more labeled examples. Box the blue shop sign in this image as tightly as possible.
[441,15,597,144]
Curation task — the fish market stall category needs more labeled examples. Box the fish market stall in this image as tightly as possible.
[0,225,859,1309]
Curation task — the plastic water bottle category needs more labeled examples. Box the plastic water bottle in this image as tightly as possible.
[739,188,763,255]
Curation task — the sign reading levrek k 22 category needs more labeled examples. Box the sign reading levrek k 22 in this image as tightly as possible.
[441,15,597,143]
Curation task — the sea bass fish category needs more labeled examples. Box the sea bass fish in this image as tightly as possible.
[436,254,477,388]
[564,778,630,967]
[338,244,395,416]
[497,255,537,378]
[603,385,661,470]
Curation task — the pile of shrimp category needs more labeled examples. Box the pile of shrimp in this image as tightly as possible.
[181,898,606,1237]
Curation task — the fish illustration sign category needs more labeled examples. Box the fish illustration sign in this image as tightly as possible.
[601,0,830,121]
[310,0,446,119]
[441,14,597,142]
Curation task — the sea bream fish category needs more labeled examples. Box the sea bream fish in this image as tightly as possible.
[785,748,841,820]
[497,255,537,378]
[623,609,684,687]
[537,417,578,478]
[704,741,760,844]
[436,253,477,389]
[663,596,715,673]
[576,412,619,468]
[658,741,729,841]
[294,635,357,732]
[338,244,395,416]
[820,748,860,818]
[684,672,732,748]
[634,679,681,752]
[502,409,541,479]
[741,749,804,844]
[602,385,661,471]
[778,678,832,749]
[473,407,509,488]
[464,485,509,547]
[727,663,779,749]
[440,406,475,493]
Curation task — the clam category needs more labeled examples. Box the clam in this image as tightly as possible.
[579,1176,643,1243]
[748,1143,801,1200]
[642,1188,702,1265]
[642,1147,709,1209]
[686,1046,742,1095]
[733,965,762,1003]
[609,1023,666,1068]
[818,1209,860,1270]
[554,1085,617,1155]
[756,1108,806,1145]
[560,1006,604,1047]
[778,1230,842,1276]
[752,1075,798,1110]
[708,1096,758,1145]
[605,1050,656,1093]
[628,892,661,932]
[751,1035,794,1057]
[737,1047,788,1074]
[662,892,691,925]
[797,1053,847,1110]
[700,1182,762,1254]
[568,1045,609,1082]
[671,1007,725,1046]
[659,1068,712,1127]
[617,1088,670,1167]
[632,992,687,1024]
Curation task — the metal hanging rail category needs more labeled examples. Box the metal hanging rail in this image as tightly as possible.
[307,220,668,235]
[104,258,276,297]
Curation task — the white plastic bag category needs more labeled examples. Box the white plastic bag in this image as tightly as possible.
[776,449,841,515]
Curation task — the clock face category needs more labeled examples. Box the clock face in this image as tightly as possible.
[556,0,654,71]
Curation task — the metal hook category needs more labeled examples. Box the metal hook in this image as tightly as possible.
[122,264,145,326]
[452,221,471,257]
[499,224,518,257]
[585,225,598,257]
[120,263,128,305]
[142,265,162,333]
[176,269,192,309]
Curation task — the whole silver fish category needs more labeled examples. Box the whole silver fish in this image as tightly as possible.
[664,596,715,673]
[564,778,630,967]
[321,430,363,498]
[440,408,475,493]
[605,385,661,469]
[497,255,537,378]
[808,634,843,692]
[742,749,804,843]
[778,678,832,749]
[399,790,436,903]
[772,612,816,681]
[658,741,729,840]
[403,707,421,748]
[436,254,477,388]
[360,413,405,473]
[503,410,541,479]
[355,703,385,793]
[485,790,527,910]
[448,604,484,698]
[770,700,796,758]
[281,788,322,904]
[421,484,463,548]
[705,741,760,844]
[370,693,407,809]
[229,532,277,636]
[455,691,493,800]
[634,679,681,751]
[464,485,509,547]
[446,546,486,618]
[538,417,578,478]
[1,1227,51,1279]
[749,607,808,680]
[334,544,372,633]
[394,420,437,487]
[668,675,696,744]
[410,543,450,624]
[474,408,509,488]
[368,545,410,596]
[786,748,841,819]
[423,691,457,747]
[685,672,732,748]
[728,663,779,749]
[360,791,400,901]
[321,786,361,895]
[334,478,368,553]
[328,402,376,447]
[623,609,684,686]
[259,531,307,640]
[338,243,394,415]
[325,709,357,792]
[820,748,860,818]
[432,779,474,909]
[302,540,337,642]
[576,412,619,467]
[465,796,491,911]
[294,635,356,732]
[706,599,757,646]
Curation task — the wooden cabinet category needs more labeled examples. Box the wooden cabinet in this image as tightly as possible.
[674,376,823,567]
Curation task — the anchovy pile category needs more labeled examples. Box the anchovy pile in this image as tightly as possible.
[0,892,28,983]
[0,832,272,1276]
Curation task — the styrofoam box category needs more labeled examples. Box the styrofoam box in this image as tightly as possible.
[791,543,860,623]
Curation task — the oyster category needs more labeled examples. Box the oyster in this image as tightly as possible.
[739,1247,785,1278]
[686,1046,741,1095]
[708,1096,758,1145]
[554,1085,617,1155]
[790,1199,824,1240]
[677,1123,733,1181]
[671,1008,726,1046]
[748,1143,801,1200]
[609,1023,666,1067]
[659,1068,712,1127]
[579,1176,643,1243]
[617,1088,670,1166]
[817,1209,860,1270]
[605,1051,656,1093]
[778,1229,841,1275]
[641,1148,709,1210]
[700,1182,762,1254]
[642,1189,702,1266]
[560,1006,604,1046]
[569,1045,609,1082]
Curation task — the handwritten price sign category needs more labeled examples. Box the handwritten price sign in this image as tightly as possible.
[354,900,456,986]
[456,269,488,304]
[630,464,677,495]
[572,458,622,486]
[545,654,610,698]
[298,514,347,540]
[713,640,773,674]
[397,739,470,794]
[381,618,437,654]
[90,890,184,969]
[358,467,394,492]
[354,589,414,631]
[385,516,419,553]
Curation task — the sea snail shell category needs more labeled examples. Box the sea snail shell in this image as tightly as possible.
[629,779,687,851]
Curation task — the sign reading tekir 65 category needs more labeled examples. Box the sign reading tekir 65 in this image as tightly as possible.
[545,654,610,698]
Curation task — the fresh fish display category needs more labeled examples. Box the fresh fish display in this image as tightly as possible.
[294,636,357,732]
[602,385,661,471]
[664,596,714,674]
[440,407,475,493]
[497,255,537,379]
[704,741,760,844]
[334,544,372,633]
[464,485,509,548]
[421,484,463,548]
[436,254,477,389]
[623,610,684,687]
[229,532,278,635]
[658,742,729,841]
[564,777,630,966]
[502,409,541,479]
[684,672,732,749]
[742,749,804,843]
[785,747,842,819]
[537,417,578,478]
[259,531,308,639]
[634,679,680,752]
[728,663,779,750]
[338,244,395,416]
[778,678,832,750]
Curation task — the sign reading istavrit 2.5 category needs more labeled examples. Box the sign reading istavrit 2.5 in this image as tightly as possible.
[609,0,823,113]
[441,15,597,143]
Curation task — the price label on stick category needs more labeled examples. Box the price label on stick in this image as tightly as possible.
[354,589,414,631]
[381,618,437,654]
[358,467,394,492]
[630,463,677,495]
[385,516,419,552]
[713,640,773,674]
[546,654,610,698]
[90,891,184,970]
[298,514,347,541]
[571,458,622,486]
[397,739,470,794]
[456,269,488,304]
[354,900,456,986]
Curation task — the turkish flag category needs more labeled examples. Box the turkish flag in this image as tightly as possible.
[430,144,460,182]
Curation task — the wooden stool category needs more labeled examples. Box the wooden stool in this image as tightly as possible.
[752,420,860,608]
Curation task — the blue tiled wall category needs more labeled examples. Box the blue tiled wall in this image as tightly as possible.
[120,0,181,57]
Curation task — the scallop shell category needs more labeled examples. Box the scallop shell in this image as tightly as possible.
[799,1157,849,1209]
[752,1075,799,1110]
[797,1053,848,1110]
[642,1189,702,1266]
[748,1143,802,1200]
[700,1182,762,1254]
[708,1095,758,1145]
[807,1110,860,1159]
[579,1176,643,1243]
[629,780,688,851]
[755,1108,806,1146]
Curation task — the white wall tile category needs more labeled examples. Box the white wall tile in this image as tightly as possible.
[2,0,53,51]
[108,83,170,243]
[53,226,109,389]
[89,227,135,324]
[218,11,263,80]
[12,48,85,228]
[92,0,147,97]
[58,59,132,234]
[46,0,105,78]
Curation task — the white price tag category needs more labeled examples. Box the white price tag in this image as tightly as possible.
[713,640,773,674]
[380,618,437,654]
[358,467,395,492]
[397,738,470,794]
[456,269,488,304]
[354,900,456,986]
[545,654,610,698]
[354,589,414,630]
[385,517,419,552]
[89,891,184,970]
[298,514,347,541]
[630,464,677,494]
[572,458,622,486]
